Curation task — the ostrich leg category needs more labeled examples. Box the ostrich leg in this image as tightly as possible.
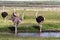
[38,23,42,33]
[38,22,43,37]
[39,24,42,33]
[15,24,18,36]
[38,22,43,33]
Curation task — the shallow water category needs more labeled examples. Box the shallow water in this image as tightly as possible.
[18,32,60,37]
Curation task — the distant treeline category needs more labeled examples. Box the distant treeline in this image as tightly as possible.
[0,1,60,7]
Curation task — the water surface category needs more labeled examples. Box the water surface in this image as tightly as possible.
[18,32,60,37]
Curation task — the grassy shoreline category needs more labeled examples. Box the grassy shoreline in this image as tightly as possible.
[0,10,60,40]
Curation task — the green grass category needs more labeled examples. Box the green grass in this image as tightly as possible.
[0,10,60,32]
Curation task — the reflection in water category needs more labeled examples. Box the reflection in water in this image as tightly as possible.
[18,32,60,37]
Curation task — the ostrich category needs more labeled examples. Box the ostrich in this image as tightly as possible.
[11,8,22,36]
[1,12,8,20]
[36,11,44,33]
[11,12,22,26]
[36,16,44,33]
[1,6,8,23]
